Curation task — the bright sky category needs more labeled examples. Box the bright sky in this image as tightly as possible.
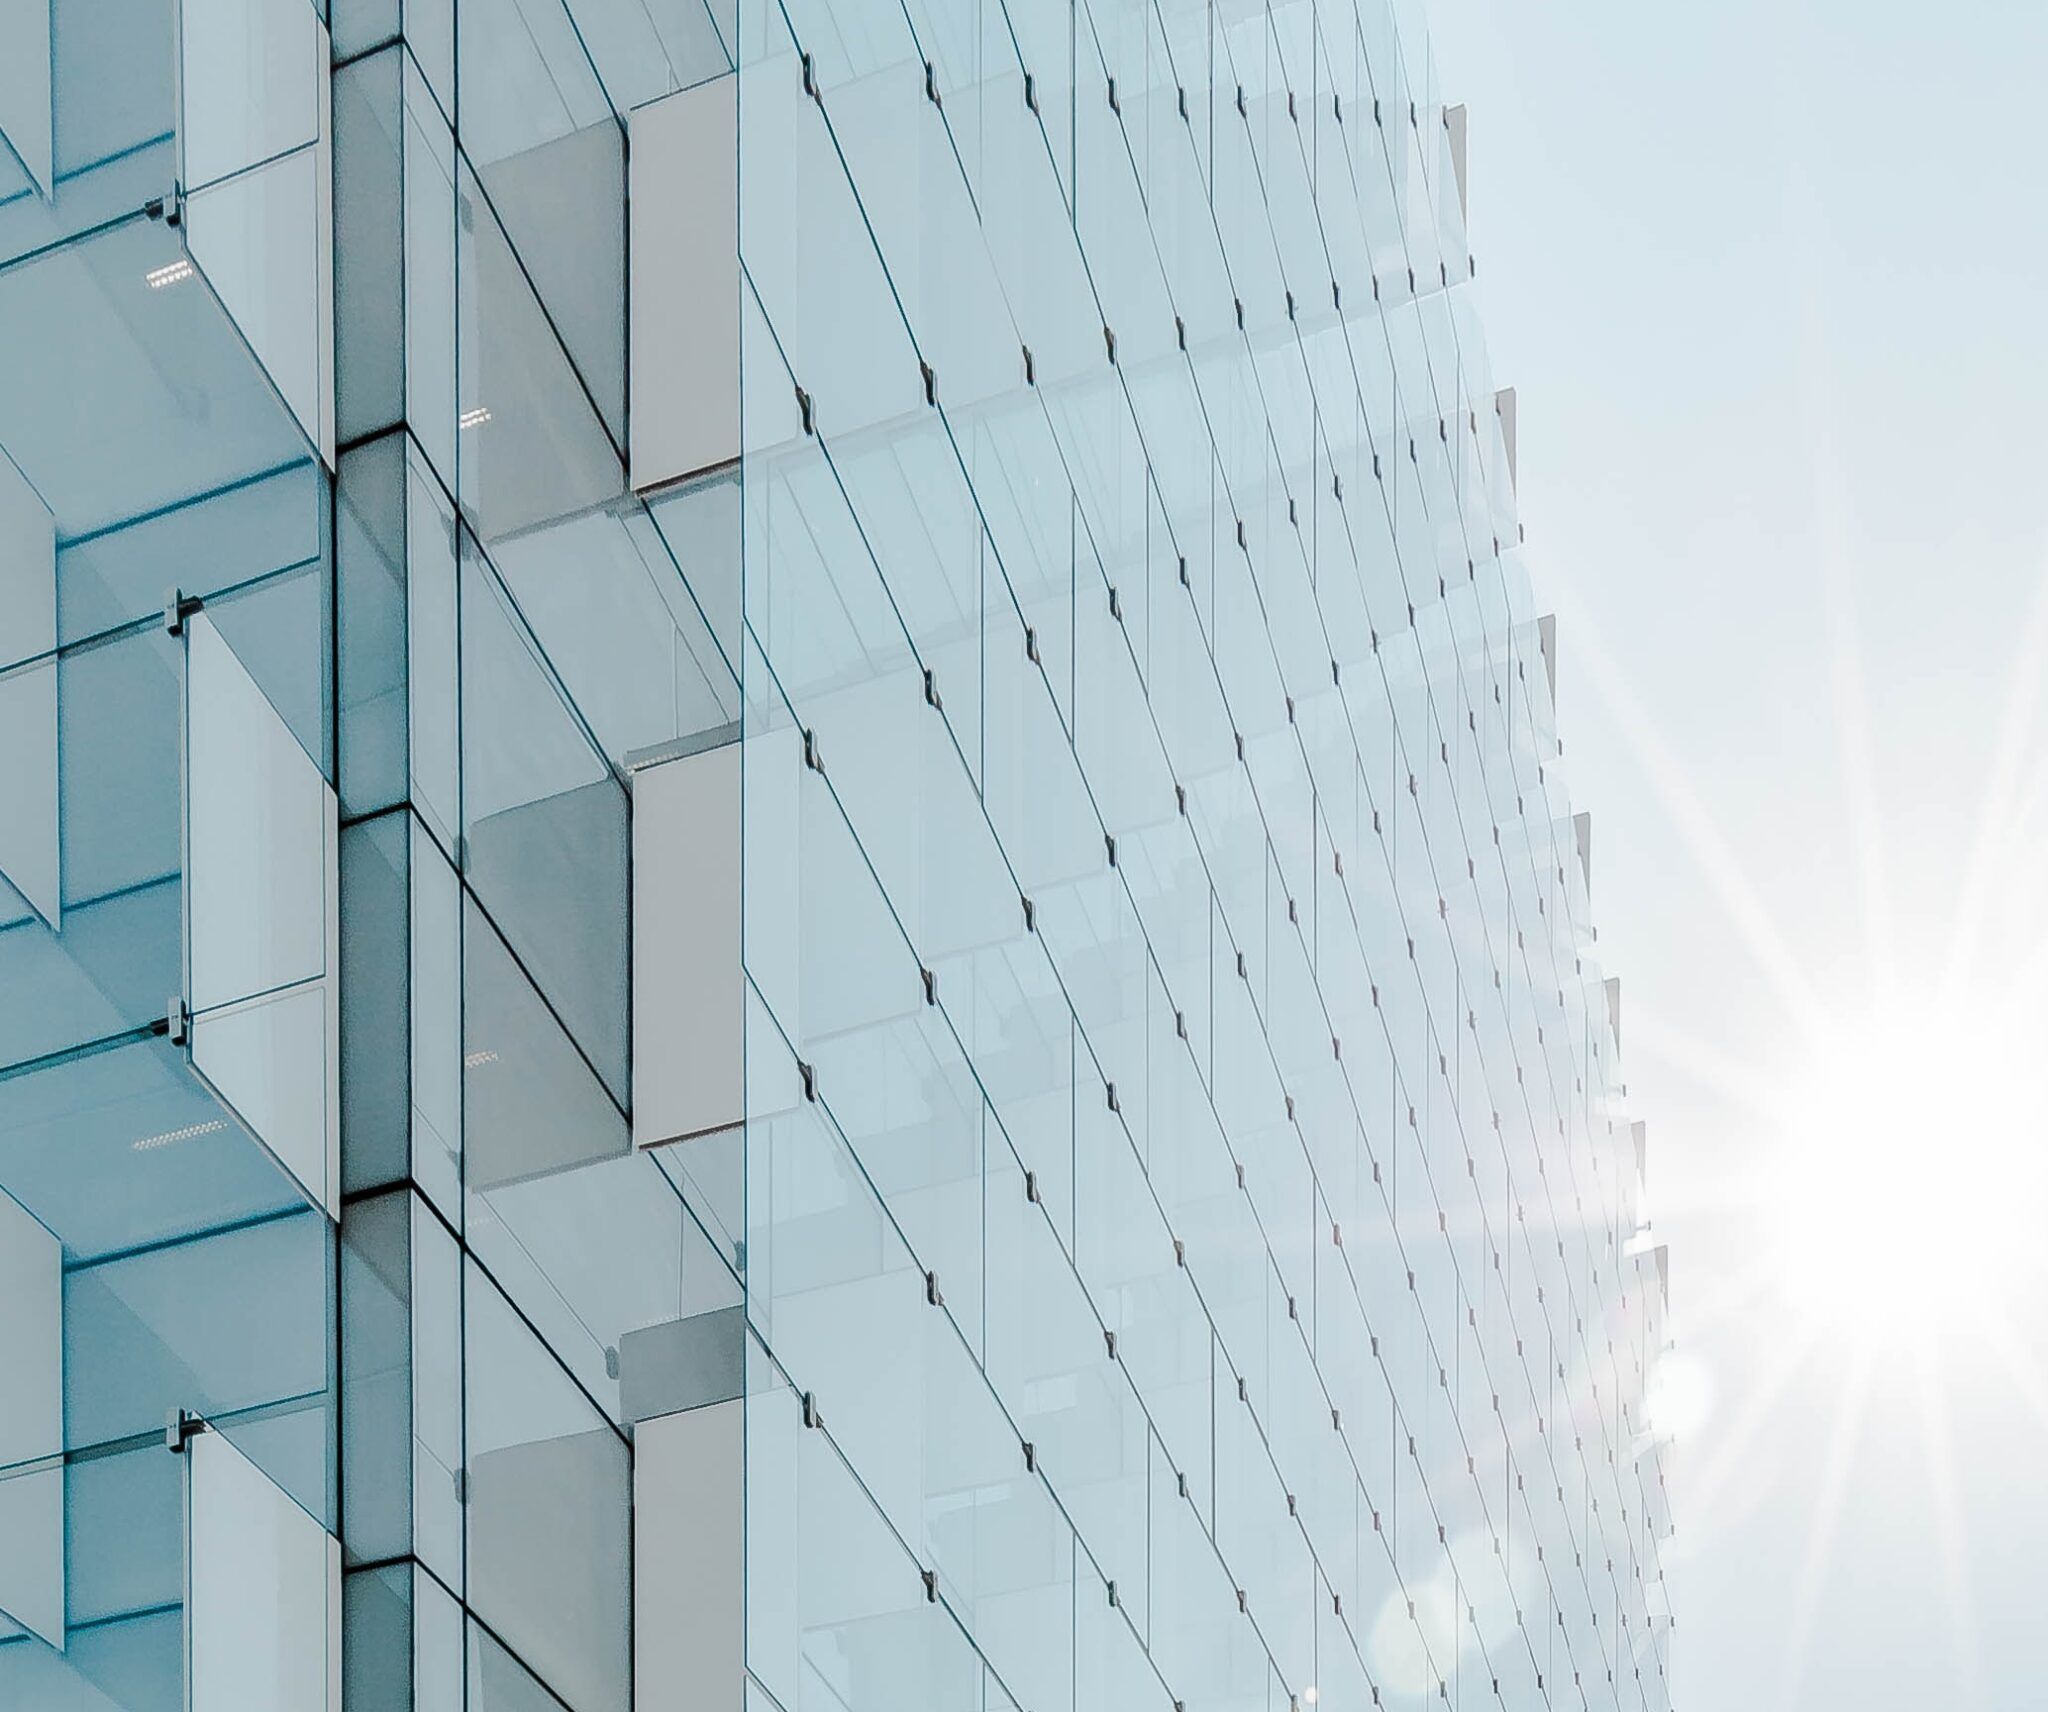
[1426,0,2048,1705]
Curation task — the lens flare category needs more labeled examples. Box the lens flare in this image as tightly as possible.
[1766,1000,2048,1332]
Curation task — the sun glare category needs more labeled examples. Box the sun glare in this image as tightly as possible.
[1766,1000,2048,1332]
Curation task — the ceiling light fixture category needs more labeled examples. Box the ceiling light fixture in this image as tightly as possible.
[133,1117,226,1152]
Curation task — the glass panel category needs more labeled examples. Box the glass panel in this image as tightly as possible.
[185,612,339,1216]
[186,142,332,467]
[459,544,628,1099]
[0,657,58,932]
[0,1186,61,1648]
[464,1262,629,1712]
[178,0,321,192]
[186,1427,339,1712]
[66,1208,329,1469]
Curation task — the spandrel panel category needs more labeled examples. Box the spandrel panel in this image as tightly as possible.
[332,50,404,446]
[336,435,411,820]
[339,1190,412,1568]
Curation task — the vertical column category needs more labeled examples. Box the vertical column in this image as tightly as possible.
[332,43,458,497]
[329,32,469,1705]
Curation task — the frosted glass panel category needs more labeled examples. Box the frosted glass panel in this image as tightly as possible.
[185,613,339,1216]
[0,1187,61,1648]
[187,141,336,467]
[0,658,58,930]
[0,0,50,197]
[0,445,53,671]
[0,450,56,927]
[186,1428,340,1712]
[180,0,334,464]
[192,986,338,1217]
[186,614,330,1008]
[179,0,322,190]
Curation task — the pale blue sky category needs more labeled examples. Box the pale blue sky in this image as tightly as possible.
[1428,0,2048,1705]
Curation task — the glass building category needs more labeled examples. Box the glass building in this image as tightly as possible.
[0,0,1671,1707]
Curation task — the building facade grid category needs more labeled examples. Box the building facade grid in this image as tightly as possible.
[0,0,1670,1708]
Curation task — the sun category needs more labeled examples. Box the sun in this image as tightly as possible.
[1764,997,2048,1334]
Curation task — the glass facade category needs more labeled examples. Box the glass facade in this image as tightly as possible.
[0,0,1670,1709]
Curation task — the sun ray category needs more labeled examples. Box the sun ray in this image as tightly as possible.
[1777,112,1904,1017]
[1912,1332,1986,1707]
[1522,606,1832,1037]
[1674,1309,1827,1528]
[1937,526,2048,1006]
[1778,1337,1881,1711]
[1652,1250,1783,1348]
[1816,544,1899,1004]
[1966,1301,2048,1441]
[1623,1006,1788,1126]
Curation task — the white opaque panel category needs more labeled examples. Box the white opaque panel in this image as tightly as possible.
[0,0,51,197]
[186,1428,341,1712]
[179,0,322,191]
[0,1188,62,1649]
[635,1401,741,1712]
[186,614,340,1217]
[632,740,742,1147]
[628,78,738,491]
